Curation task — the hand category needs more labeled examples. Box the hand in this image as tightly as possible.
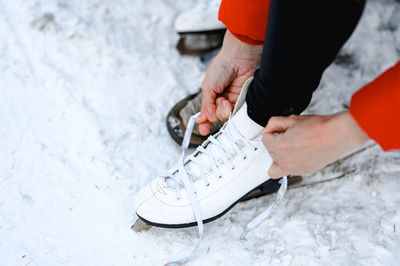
[262,111,370,178]
[195,30,263,135]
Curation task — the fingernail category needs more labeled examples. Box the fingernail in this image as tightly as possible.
[216,98,222,105]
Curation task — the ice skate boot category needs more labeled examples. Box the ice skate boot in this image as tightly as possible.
[134,78,288,264]
[135,78,286,228]
[174,0,226,55]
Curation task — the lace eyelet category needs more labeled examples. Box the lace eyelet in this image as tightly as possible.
[254,147,258,151]
[206,183,210,187]
[243,156,247,160]
[231,167,235,170]
[218,175,222,179]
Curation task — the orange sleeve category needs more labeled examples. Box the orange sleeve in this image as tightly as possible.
[218,0,270,45]
[350,60,400,151]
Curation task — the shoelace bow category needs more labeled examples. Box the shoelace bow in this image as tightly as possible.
[165,113,288,266]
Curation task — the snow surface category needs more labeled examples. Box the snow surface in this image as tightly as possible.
[0,0,399,265]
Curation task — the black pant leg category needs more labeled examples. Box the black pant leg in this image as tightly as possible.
[246,0,366,126]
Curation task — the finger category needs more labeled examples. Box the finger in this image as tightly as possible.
[215,97,226,121]
[262,133,278,150]
[195,113,208,124]
[206,104,219,123]
[268,161,289,179]
[200,87,218,121]
[216,98,232,121]
[263,116,296,135]
[199,121,212,136]
[222,91,239,106]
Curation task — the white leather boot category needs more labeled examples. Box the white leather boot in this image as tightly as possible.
[135,78,288,265]
[135,78,276,227]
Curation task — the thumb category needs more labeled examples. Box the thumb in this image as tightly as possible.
[268,161,289,179]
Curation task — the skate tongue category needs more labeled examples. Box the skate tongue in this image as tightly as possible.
[231,103,263,140]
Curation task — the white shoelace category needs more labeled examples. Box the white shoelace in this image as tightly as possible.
[165,113,288,265]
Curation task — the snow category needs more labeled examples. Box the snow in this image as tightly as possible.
[0,0,399,265]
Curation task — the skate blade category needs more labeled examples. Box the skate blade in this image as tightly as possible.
[131,218,152,232]
[177,28,226,36]
[176,32,224,56]
[242,176,303,201]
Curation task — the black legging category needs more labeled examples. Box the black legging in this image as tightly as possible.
[246,0,366,126]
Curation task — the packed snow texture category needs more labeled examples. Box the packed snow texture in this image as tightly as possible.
[0,0,399,265]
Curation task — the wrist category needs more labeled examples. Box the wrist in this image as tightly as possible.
[326,111,370,153]
[221,30,263,60]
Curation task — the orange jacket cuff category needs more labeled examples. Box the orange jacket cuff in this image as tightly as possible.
[218,0,270,44]
[229,31,264,45]
[349,61,400,151]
